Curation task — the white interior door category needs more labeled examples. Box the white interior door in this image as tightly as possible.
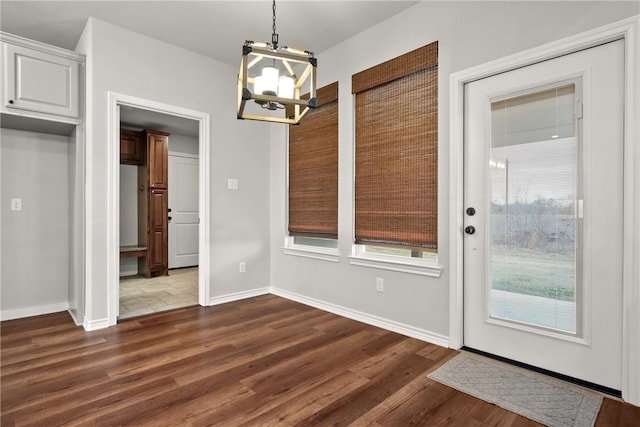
[168,155,199,269]
[463,40,624,390]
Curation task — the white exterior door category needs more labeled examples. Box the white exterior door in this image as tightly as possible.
[168,155,199,269]
[463,40,624,390]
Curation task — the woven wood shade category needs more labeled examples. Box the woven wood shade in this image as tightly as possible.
[288,82,339,239]
[352,42,438,251]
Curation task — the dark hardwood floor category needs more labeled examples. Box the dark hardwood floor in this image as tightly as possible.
[1,295,638,426]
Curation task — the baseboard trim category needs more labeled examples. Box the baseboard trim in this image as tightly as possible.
[83,317,110,331]
[208,287,271,306]
[67,309,81,326]
[8,287,450,347]
[0,302,69,321]
[271,287,450,348]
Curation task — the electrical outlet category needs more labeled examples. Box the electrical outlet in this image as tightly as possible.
[11,198,22,211]
[376,277,384,293]
[228,178,239,190]
[239,262,246,273]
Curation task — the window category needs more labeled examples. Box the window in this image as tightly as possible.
[362,245,436,261]
[287,82,339,247]
[352,42,438,260]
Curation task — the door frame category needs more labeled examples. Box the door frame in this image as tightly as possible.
[449,15,640,405]
[106,92,211,325]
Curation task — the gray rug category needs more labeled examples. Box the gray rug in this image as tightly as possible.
[428,351,602,427]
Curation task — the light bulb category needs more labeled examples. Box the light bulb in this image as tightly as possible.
[278,75,294,99]
[254,75,265,95]
[261,66,279,96]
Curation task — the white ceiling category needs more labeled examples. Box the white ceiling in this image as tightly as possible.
[0,1,419,66]
[1,1,418,136]
[120,106,200,137]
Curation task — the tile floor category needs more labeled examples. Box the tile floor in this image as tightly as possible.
[119,267,198,319]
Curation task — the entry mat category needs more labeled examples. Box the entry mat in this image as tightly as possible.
[427,351,603,427]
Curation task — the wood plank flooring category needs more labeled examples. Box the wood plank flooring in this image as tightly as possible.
[1,295,638,426]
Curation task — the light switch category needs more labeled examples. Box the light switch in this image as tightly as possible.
[228,178,239,190]
[11,198,22,211]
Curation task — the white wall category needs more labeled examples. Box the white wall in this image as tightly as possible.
[119,165,138,248]
[119,164,138,276]
[67,125,84,324]
[1,128,70,319]
[73,3,638,330]
[269,1,640,341]
[169,133,199,156]
[77,18,271,325]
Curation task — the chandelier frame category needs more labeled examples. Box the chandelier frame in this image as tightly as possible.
[237,42,317,124]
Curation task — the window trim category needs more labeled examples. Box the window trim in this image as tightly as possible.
[283,237,340,263]
[349,244,442,277]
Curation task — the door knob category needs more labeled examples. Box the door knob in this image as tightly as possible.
[465,225,476,235]
[168,216,172,221]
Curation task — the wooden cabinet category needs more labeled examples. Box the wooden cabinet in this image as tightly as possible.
[120,128,171,277]
[1,32,82,120]
[146,131,169,188]
[120,129,144,165]
[136,129,170,278]
[148,189,169,275]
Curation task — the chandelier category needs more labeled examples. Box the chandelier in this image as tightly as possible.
[237,0,317,124]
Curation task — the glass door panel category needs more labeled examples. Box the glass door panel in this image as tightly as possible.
[489,82,581,335]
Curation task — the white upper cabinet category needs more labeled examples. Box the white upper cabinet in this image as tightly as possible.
[1,32,83,121]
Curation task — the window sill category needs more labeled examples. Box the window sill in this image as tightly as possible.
[282,245,341,263]
[348,254,442,277]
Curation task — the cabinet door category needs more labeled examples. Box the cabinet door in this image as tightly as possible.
[120,129,144,165]
[148,133,169,188]
[149,189,168,273]
[3,43,80,118]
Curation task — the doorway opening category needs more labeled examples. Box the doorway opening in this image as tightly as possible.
[118,108,200,319]
[107,92,211,325]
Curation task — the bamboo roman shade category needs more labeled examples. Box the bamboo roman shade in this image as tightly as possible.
[352,42,438,251]
[288,82,339,239]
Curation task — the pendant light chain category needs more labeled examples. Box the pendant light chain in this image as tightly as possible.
[237,0,317,124]
[272,0,277,36]
[271,0,279,49]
